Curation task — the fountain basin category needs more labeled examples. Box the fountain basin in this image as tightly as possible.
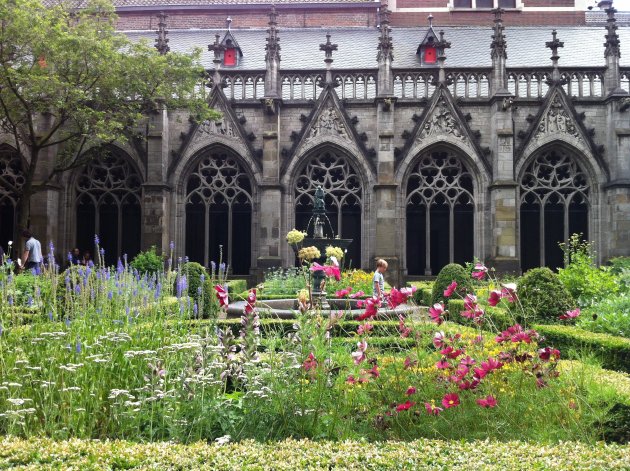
[227,298,420,319]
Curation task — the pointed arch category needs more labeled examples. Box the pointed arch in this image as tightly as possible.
[181,145,255,274]
[0,144,25,253]
[73,146,143,265]
[518,143,597,271]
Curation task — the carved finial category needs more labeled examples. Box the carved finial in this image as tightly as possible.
[265,5,281,62]
[546,30,564,83]
[208,33,225,65]
[490,8,507,60]
[428,14,434,28]
[320,32,338,65]
[380,0,391,27]
[377,2,393,62]
[155,12,170,55]
[604,8,620,58]
[435,30,451,85]
[226,16,232,31]
[268,4,278,25]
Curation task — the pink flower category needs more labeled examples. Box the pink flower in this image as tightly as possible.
[559,308,580,320]
[244,288,257,314]
[442,393,460,409]
[367,364,380,378]
[215,284,229,308]
[403,356,417,370]
[476,395,498,408]
[432,331,446,349]
[425,402,443,415]
[351,340,368,365]
[471,262,488,280]
[405,386,417,396]
[310,262,341,281]
[460,356,476,367]
[500,284,517,302]
[479,357,503,374]
[357,323,373,336]
[302,352,317,372]
[464,294,477,311]
[444,281,458,298]
[488,290,502,307]
[346,375,357,384]
[349,290,365,298]
[458,379,479,391]
[335,287,353,298]
[496,324,539,344]
[398,315,412,338]
[436,359,452,369]
[429,303,446,325]
[396,400,415,412]
[357,297,379,321]
[388,288,406,309]
[538,347,561,362]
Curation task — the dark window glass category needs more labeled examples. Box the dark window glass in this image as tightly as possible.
[499,0,516,7]
[477,0,493,7]
[453,0,472,7]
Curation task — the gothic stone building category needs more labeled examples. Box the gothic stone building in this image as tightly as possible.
[2,0,630,286]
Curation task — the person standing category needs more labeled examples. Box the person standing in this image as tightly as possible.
[372,258,388,305]
[20,229,43,271]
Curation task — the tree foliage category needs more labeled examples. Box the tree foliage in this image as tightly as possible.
[0,0,219,227]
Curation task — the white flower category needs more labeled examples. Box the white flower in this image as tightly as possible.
[215,435,231,445]
[7,241,12,246]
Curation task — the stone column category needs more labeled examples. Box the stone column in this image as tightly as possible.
[141,104,171,253]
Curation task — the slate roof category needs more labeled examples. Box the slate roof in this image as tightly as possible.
[124,26,630,70]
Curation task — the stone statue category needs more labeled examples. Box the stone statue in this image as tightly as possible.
[314,186,325,213]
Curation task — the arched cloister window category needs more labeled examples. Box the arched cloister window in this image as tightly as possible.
[519,148,590,271]
[75,148,142,266]
[294,150,363,268]
[405,149,475,275]
[185,150,253,274]
[0,145,24,254]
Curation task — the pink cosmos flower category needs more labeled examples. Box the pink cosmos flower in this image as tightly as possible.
[404,356,417,370]
[396,400,416,412]
[406,386,417,396]
[335,287,353,298]
[388,288,407,309]
[429,303,446,325]
[480,357,504,373]
[398,315,412,338]
[500,283,517,302]
[215,284,229,308]
[433,331,446,349]
[464,294,478,311]
[471,263,488,280]
[444,281,458,298]
[458,379,480,391]
[436,359,452,369]
[425,402,443,416]
[349,290,365,298]
[538,347,561,362]
[442,393,460,409]
[357,297,379,321]
[559,308,580,320]
[496,324,539,344]
[367,364,380,378]
[488,290,502,307]
[302,352,317,372]
[351,340,368,365]
[460,356,476,367]
[357,323,373,336]
[244,288,257,314]
[476,395,498,408]
[309,262,341,281]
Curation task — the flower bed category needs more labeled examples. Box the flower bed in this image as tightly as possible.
[1,436,629,470]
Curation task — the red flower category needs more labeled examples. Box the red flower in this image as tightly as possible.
[443,281,458,298]
[476,395,498,408]
[488,290,502,307]
[405,386,417,396]
[460,356,476,367]
[367,364,380,378]
[538,347,561,362]
[471,263,488,280]
[398,315,412,338]
[215,284,229,308]
[458,379,479,390]
[441,393,460,409]
[429,303,445,325]
[396,400,416,412]
[335,287,353,298]
[310,262,341,281]
[560,308,580,320]
[436,359,452,369]
[302,352,317,372]
[404,356,417,370]
[425,402,443,415]
[357,323,373,336]
[357,297,379,321]
[244,288,257,314]
[349,290,365,298]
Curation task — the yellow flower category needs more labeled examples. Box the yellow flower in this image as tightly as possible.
[298,246,321,261]
[286,229,307,245]
[325,246,344,260]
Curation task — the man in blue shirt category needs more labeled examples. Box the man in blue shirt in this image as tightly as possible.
[20,229,43,271]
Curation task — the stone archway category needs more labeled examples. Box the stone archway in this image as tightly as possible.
[74,147,142,265]
[293,148,364,268]
[519,147,590,271]
[405,148,475,276]
[184,148,253,274]
[0,145,24,254]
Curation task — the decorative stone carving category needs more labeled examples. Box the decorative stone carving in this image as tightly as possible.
[0,146,25,204]
[416,98,465,143]
[307,106,349,141]
[186,153,252,207]
[534,95,581,142]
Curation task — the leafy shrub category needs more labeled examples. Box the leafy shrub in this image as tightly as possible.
[262,267,305,295]
[431,263,473,305]
[227,279,247,294]
[578,294,630,338]
[607,257,630,290]
[447,299,515,331]
[328,269,376,296]
[557,234,618,306]
[409,281,433,306]
[130,246,164,275]
[535,324,630,373]
[600,403,630,444]
[180,261,206,302]
[518,267,574,323]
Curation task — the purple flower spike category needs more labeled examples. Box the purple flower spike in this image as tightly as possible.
[94,234,100,245]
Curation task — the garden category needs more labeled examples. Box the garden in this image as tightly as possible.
[1,233,630,469]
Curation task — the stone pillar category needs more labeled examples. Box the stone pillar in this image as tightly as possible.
[142,104,171,253]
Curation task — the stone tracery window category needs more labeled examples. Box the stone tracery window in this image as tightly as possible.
[0,145,24,253]
[520,148,590,271]
[406,150,474,275]
[185,150,252,274]
[75,148,142,265]
[294,150,362,267]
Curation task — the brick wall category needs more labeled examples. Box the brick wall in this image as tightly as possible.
[523,0,575,6]
[391,11,585,26]
[397,0,447,7]
[116,9,377,30]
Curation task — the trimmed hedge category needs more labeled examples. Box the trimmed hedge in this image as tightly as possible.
[535,324,630,373]
[446,299,515,332]
[2,436,629,470]
[409,281,433,306]
[227,279,247,294]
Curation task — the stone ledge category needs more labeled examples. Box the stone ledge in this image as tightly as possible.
[603,179,630,190]
[488,180,518,190]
